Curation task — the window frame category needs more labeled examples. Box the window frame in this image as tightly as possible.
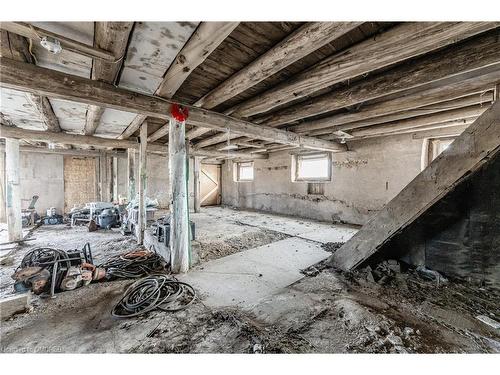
[234,161,254,182]
[292,152,332,183]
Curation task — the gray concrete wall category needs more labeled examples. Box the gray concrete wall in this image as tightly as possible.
[15,152,64,217]
[222,134,424,225]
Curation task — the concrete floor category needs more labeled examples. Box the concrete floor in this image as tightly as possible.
[1,207,498,353]
[181,237,329,308]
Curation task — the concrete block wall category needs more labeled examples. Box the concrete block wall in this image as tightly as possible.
[222,133,423,226]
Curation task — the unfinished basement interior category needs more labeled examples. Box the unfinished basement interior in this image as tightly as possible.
[0,19,499,355]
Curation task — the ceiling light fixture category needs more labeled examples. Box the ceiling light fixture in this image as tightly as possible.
[40,36,62,54]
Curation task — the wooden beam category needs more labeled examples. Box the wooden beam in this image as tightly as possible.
[156,22,239,99]
[136,122,147,245]
[84,22,134,135]
[411,125,470,140]
[120,22,236,140]
[288,70,500,135]
[257,30,500,128]
[190,22,363,140]
[329,100,500,271]
[5,138,22,241]
[229,22,499,118]
[169,118,190,273]
[147,124,169,143]
[127,149,136,202]
[197,57,500,148]
[0,125,268,160]
[307,93,494,137]
[347,119,475,141]
[0,144,126,157]
[1,22,116,61]
[0,57,345,152]
[1,30,61,132]
[342,105,486,140]
[196,22,362,110]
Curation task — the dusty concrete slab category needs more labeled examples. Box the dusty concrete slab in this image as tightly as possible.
[296,225,358,244]
[180,237,329,308]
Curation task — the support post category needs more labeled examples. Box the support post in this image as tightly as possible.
[5,138,22,241]
[112,156,118,202]
[136,121,148,245]
[98,151,106,201]
[193,156,203,213]
[127,148,136,203]
[169,117,190,273]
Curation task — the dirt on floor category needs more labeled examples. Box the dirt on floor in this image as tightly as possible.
[2,259,498,353]
[197,229,289,262]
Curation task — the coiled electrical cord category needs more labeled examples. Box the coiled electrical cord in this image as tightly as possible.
[111,274,196,319]
[98,250,165,279]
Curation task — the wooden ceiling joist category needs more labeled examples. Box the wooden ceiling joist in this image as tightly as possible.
[0,125,268,160]
[339,104,486,140]
[193,30,500,148]
[120,22,238,140]
[257,30,500,129]
[228,22,499,119]
[188,22,364,140]
[0,30,61,133]
[196,22,363,110]
[308,92,494,137]
[84,22,134,136]
[330,100,500,271]
[288,70,500,135]
[0,57,344,152]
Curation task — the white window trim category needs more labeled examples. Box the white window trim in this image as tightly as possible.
[233,161,254,182]
[291,152,332,183]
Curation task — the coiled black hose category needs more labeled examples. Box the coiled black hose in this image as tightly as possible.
[98,250,165,279]
[111,274,196,319]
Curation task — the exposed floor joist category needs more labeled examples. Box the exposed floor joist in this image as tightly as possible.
[188,22,363,139]
[84,22,134,135]
[120,22,238,141]
[195,30,500,148]
[0,125,268,160]
[330,100,500,271]
[228,22,499,119]
[0,57,345,152]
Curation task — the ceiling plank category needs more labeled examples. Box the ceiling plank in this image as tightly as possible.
[120,22,238,140]
[0,57,345,152]
[229,22,500,118]
[189,22,363,140]
[84,22,134,135]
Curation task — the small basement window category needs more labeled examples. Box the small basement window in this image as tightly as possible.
[234,161,254,182]
[292,152,331,182]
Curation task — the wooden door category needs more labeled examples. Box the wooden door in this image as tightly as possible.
[64,156,97,213]
[200,164,221,206]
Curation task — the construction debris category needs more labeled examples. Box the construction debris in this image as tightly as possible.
[0,292,31,321]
